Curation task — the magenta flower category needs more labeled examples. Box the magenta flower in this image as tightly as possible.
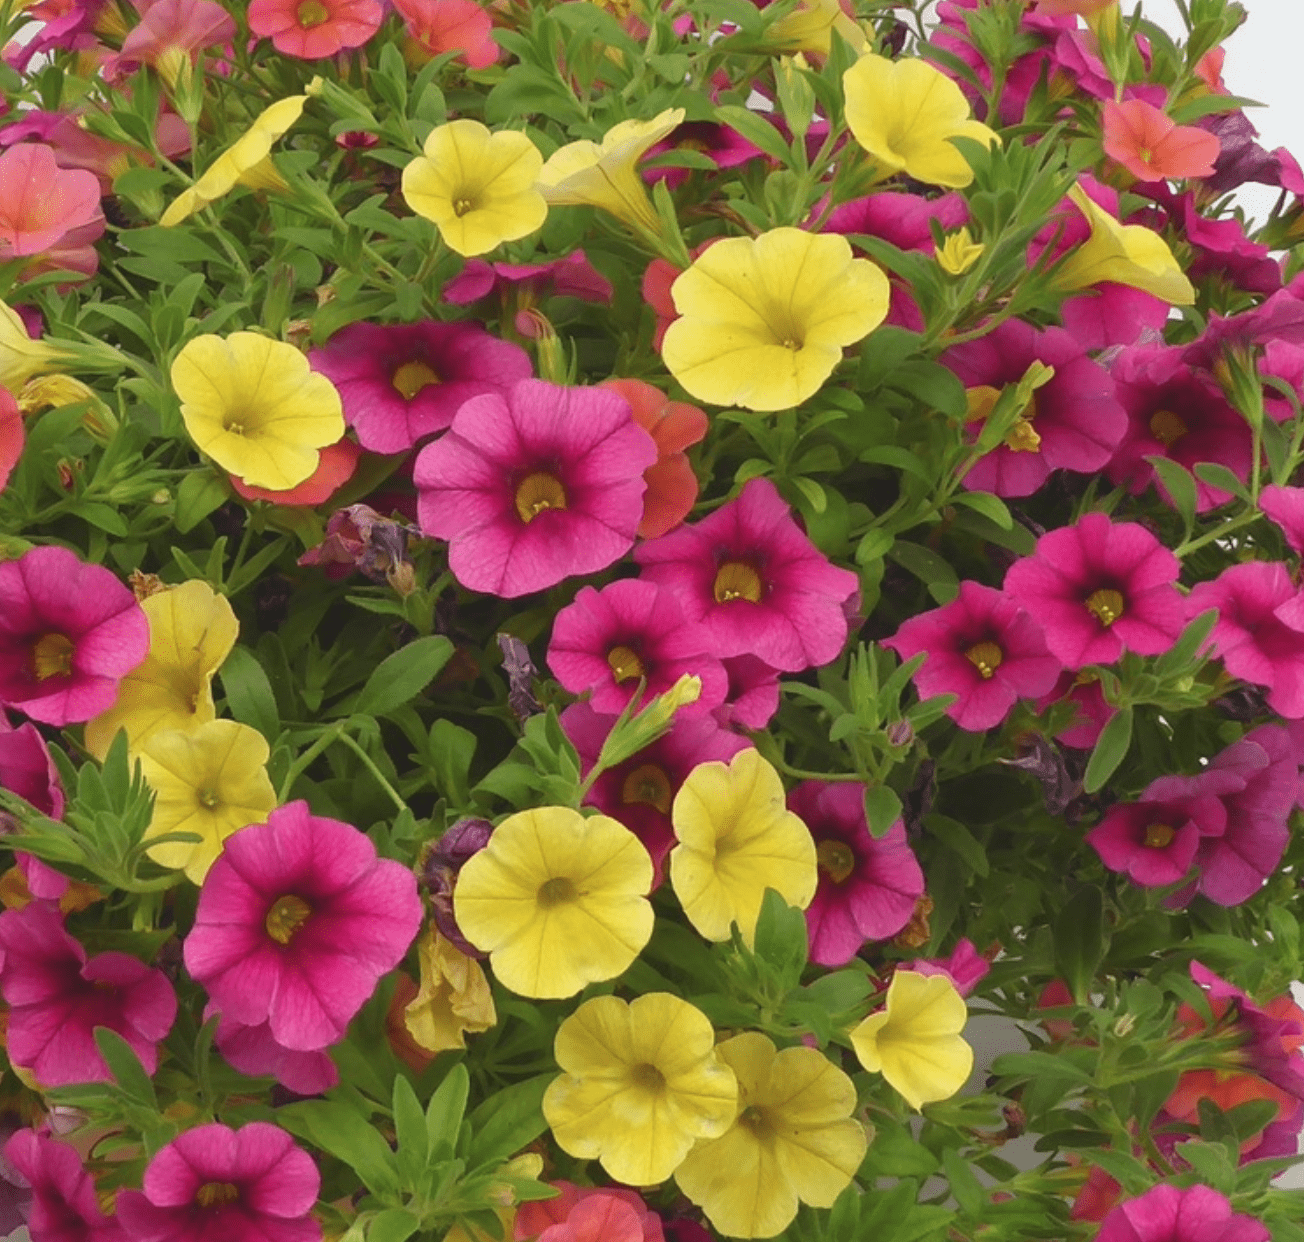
[0,144,102,262]
[308,320,533,454]
[0,902,176,1087]
[713,655,781,730]
[442,250,614,307]
[1259,484,1304,555]
[182,800,423,1051]
[1095,1184,1268,1242]
[116,1122,321,1242]
[1037,671,1115,748]
[906,939,991,998]
[3,1130,125,1242]
[0,711,71,901]
[644,120,764,189]
[787,782,925,968]
[415,380,656,598]
[1003,514,1186,670]
[0,545,149,726]
[883,581,1062,730]
[209,1006,338,1096]
[822,191,969,252]
[634,478,859,673]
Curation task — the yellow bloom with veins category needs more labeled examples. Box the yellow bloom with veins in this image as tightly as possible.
[84,580,239,761]
[452,806,654,998]
[538,108,684,235]
[669,748,818,944]
[172,331,344,490]
[936,228,984,276]
[662,228,889,412]
[401,120,547,257]
[766,0,866,56]
[675,1034,867,1239]
[403,928,497,1054]
[138,719,277,883]
[843,54,997,188]
[850,970,974,1110]
[543,992,739,1185]
[0,300,70,395]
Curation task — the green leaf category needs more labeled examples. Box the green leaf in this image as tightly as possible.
[218,646,281,743]
[714,105,792,165]
[1053,886,1106,1005]
[93,1028,158,1108]
[925,813,989,878]
[751,887,808,992]
[951,491,1012,530]
[466,1074,552,1168]
[427,1062,470,1155]
[393,1074,429,1186]
[1193,461,1250,502]
[353,636,454,718]
[1145,455,1197,535]
[367,1208,421,1242]
[1084,704,1133,793]
[863,784,902,838]
[279,1101,400,1198]
[174,471,230,534]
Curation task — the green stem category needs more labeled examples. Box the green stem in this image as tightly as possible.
[334,730,409,814]
[277,724,344,801]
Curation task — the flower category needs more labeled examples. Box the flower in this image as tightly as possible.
[1094,1184,1269,1242]
[453,805,654,998]
[1102,98,1221,182]
[308,319,533,453]
[172,331,345,490]
[247,0,382,59]
[850,970,974,1110]
[661,228,889,411]
[516,1184,664,1242]
[401,120,546,257]
[0,299,74,394]
[183,800,423,1050]
[419,816,493,957]
[116,1122,322,1242]
[0,711,69,901]
[210,1006,338,1095]
[764,0,866,56]
[414,379,656,598]
[444,250,614,308]
[1261,484,1304,555]
[674,1034,867,1239]
[842,54,997,188]
[669,748,818,944]
[907,939,992,998]
[114,0,235,86]
[297,503,416,586]
[3,1130,126,1242]
[402,927,497,1053]
[229,436,360,506]
[138,720,277,884]
[0,386,21,492]
[936,227,983,275]
[392,0,499,68]
[83,578,239,760]
[0,545,148,726]
[0,144,102,262]
[542,992,739,1185]
[715,655,783,731]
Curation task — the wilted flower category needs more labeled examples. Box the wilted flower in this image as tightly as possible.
[403,927,496,1053]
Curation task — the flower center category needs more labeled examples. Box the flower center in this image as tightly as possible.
[296,0,330,26]
[222,416,245,435]
[1149,408,1188,446]
[537,876,578,908]
[607,644,645,683]
[265,895,312,945]
[816,839,856,884]
[31,632,74,680]
[1005,412,1042,453]
[713,561,763,604]
[197,787,221,809]
[630,1062,666,1092]
[1144,822,1175,849]
[514,472,568,523]
[1085,588,1125,627]
[621,763,672,813]
[740,1105,774,1138]
[392,360,440,399]
[964,641,1003,680]
[195,1182,240,1208]
[453,197,477,217]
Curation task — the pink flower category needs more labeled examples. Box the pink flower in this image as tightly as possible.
[391,0,498,68]
[442,251,613,308]
[182,801,423,1051]
[115,0,235,76]
[230,439,361,508]
[309,320,532,455]
[516,1183,664,1242]
[0,711,69,902]
[1259,484,1304,555]
[209,1006,339,1096]
[247,0,382,58]
[822,191,969,251]
[0,144,102,262]
[713,654,781,730]
[906,939,991,997]
[116,1122,322,1242]
[0,545,148,726]
[0,386,22,493]
[1101,98,1220,182]
[634,478,859,673]
[0,902,176,1086]
[1002,514,1185,670]
[414,380,656,598]
[1040,671,1114,749]
[883,582,1062,731]
[1094,1184,1268,1242]
[3,1130,125,1242]
[788,782,924,967]
[644,121,763,189]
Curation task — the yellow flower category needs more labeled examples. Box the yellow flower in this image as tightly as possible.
[172,331,344,490]
[401,120,548,258]
[669,748,818,945]
[538,108,684,236]
[138,719,277,883]
[765,0,866,56]
[0,300,70,395]
[160,96,306,227]
[675,1034,867,1239]
[936,228,984,276]
[542,993,739,1185]
[662,228,889,412]
[850,970,974,1110]
[1053,184,1195,305]
[84,580,239,761]
[843,54,997,188]
[452,806,654,998]
[403,928,497,1054]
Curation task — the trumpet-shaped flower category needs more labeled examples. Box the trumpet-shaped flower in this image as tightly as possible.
[669,748,818,944]
[542,992,739,1186]
[674,1034,867,1239]
[4,1130,126,1242]
[402,927,497,1054]
[515,1184,664,1242]
[453,806,654,998]
[0,299,72,395]
[210,1005,338,1095]
[248,0,382,59]
[0,387,20,492]
[172,331,345,490]
[0,144,102,261]
[401,120,547,257]
[393,0,499,68]
[1094,1184,1269,1242]
[661,228,889,411]
[843,54,997,188]
[851,970,974,1110]
[764,0,866,56]
[1102,98,1221,182]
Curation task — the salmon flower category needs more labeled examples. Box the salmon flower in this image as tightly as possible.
[247,0,382,59]
[1101,98,1221,182]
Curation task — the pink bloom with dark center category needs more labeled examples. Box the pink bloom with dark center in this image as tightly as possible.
[1095,1182,1268,1242]
[208,1005,339,1096]
[634,478,859,673]
[247,0,382,59]
[443,251,613,308]
[1153,189,1280,295]
[414,380,656,598]
[1003,513,1185,670]
[309,320,533,454]
[644,121,763,189]
[0,902,176,1086]
[883,581,1062,731]
[0,711,70,902]
[182,800,423,1051]
[789,782,925,967]
[0,144,101,262]
[116,1122,322,1242]
[391,0,499,68]
[906,939,991,998]
[0,545,148,727]
[1259,484,1304,554]
[516,1183,664,1242]
[3,1130,125,1242]
[713,654,781,730]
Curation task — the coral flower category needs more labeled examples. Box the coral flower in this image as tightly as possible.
[851,970,974,1110]
[183,801,423,1050]
[670,748,818,945]
[392,0,499,68]
[516,1183,664,1242]
[229,437,360,506]
[401,120,546,257]
[0,386,21,492]
[1102,98,1221,182]
[453,805,654,999]
[0,144,102,261]
[542,992,739,1186]
[0,545,148,726]
[674,1034,867,1239]
[116,1122,322,1242]
[402,927,496,1054]
[414,379,656,598]
[172,331,345,491]
[248,0,382,59]
[1094,1184,1269,1242]
[661,228,889,411]
[308,319,533,454]
[115,0,235,85]
[4,1131,126,1242]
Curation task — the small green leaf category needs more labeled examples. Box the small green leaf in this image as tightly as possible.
[174,471,230,534]
[1084,704,1133,793]
[353,636,454,718]
[218,646,280,743]
[751,888,808,992]
[427,1062,470,1154]
[863,784,902,838]
[367,1208,421,1242]
[93,1028,157,1108]
[925,813,989,878]
[393,1075,429,1186]
[1053,886,1106,1005]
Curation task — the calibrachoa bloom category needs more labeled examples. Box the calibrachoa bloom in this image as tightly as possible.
[0,386,20,491]
[247,0,382,59]
[516,1184,664,1242]
[3,1130,126,1242]
[210,1007,339,1096]
[0,299,71,395]
[542,992,739,1186]
[1094,1184,1269,1242]
[183,800,423,1050]
[1101,98,1221,182]
[392,0,499,68]
[402,926,496,1054]
[0,143,102,263]
[228,437,360,507]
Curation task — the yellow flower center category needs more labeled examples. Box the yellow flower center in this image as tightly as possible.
[296,0,330,26]
[621,763,672,813]
[392,360,440,400]
[453,197,477,217]
[265,895,312,945]
[197,787,221,809]
[1144,823,1175,849]
[740,1105,774,1138]
[223,418,245,436]
[514,472,567,523]
[1138,146,1153,165]
[31,633,74,680]
[537,876,579,908]
[1149,408,1188,446]
[964,641,1003,680]
[195,1182,240,1208]
[630,1062,666,1092]
[713,561,763,604]
[1085,588,1125,627]
[607,645,645,683]
[816,839,856,884]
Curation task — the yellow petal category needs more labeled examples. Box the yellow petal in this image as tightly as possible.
[404,929,497,1053]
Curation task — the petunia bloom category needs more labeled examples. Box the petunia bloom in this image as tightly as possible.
[0,386,21,493]
[402,927,496,1055]
[0,144,103,265]
[247,0,382,59]
[1102,98,1221,182]
[392,0,499,68]
[1094,1184,1269,1242]
[1,711,70,902]
[210,1005,339,1096]
[229,437,360,507]
[0,299,72,395]
[3,1130,126,1242]
[114,0,235,85]
[515,1184,664,1242]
